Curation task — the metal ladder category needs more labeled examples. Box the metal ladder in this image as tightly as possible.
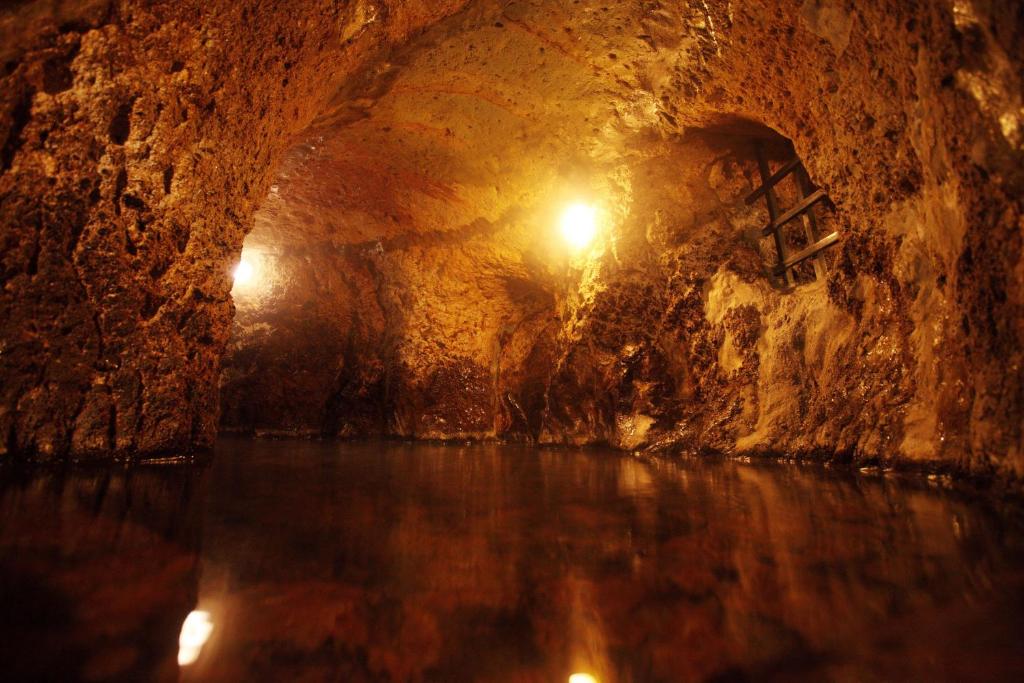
[745,143,839,286]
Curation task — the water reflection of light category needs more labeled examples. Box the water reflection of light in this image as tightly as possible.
[178,610,213,666]
[569,674,599,683]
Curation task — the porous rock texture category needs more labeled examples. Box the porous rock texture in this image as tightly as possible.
[3,1,1023,484]
[0,0,468,457]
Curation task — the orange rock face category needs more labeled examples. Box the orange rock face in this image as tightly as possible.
[0,0,469,457]
[2,2,1023,482]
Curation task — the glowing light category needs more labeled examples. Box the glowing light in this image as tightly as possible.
[233,259,254,286]
[177,610,213,666]
[560,203,598,250]
[569,674,599,683]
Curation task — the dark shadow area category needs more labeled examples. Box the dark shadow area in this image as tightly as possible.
[0,463,208,682]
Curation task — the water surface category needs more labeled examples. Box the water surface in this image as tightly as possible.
[2,438,1023,681]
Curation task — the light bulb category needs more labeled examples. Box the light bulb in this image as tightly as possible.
[560,203,598,250]
[233,259,254,286]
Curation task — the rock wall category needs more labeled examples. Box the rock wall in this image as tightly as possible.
[0,0,468,458]
[2,1,1021,484]
[222,0,1023,486]
[688,0,1023,480]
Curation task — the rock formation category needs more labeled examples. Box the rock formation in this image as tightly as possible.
[1,0,469,457]
[2,1,1022,484]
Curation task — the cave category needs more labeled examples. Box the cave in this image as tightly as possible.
[2,0,1023,680]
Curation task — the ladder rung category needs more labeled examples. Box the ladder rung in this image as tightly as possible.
[774,231,840,275]
[761,189,827,236]
[745,158,802,205]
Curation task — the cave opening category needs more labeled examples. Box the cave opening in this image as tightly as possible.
[2,0,1024,680]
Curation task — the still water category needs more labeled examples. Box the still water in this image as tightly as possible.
[2,438,1023,681]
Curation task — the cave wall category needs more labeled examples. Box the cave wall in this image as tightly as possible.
[218,245,373,437]
[2,1,1022,482]
[221,202,561,440]
[695,0,1023,478]
[0,0,469,458]
[221,0,1022,484]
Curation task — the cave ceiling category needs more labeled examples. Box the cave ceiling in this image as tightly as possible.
[248,0,723,252]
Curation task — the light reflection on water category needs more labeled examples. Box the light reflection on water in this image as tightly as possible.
[177,610,213,666]
[2,439,1023,681]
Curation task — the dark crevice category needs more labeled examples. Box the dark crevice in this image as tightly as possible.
[112,168,127,215]
[163,165,174,194]
[41,42,80,94]
[149,253,169,279]
[174,223,191,253]
[1,89,33,172]
[122,194,146,211]
[26,233,40,275]
[108,101,134,145]
[141,291,165,320]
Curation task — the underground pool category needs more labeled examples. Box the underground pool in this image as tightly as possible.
[2,438,1022,681]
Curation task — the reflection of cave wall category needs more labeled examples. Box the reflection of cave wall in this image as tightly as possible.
[3,1,1023,483]
[197,439,1016,681]
[0,464,207,680]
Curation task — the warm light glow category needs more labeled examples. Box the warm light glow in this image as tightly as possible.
[560,203,598,250]
[178,610,213,666]
[233,258,255,286]
[569,674,599,683]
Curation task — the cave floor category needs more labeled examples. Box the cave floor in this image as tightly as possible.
[2,438,1024,681]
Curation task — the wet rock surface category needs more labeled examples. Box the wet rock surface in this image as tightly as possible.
[220,1,1022,484]
[1,1,1022,485]
[4,439,1024,681]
